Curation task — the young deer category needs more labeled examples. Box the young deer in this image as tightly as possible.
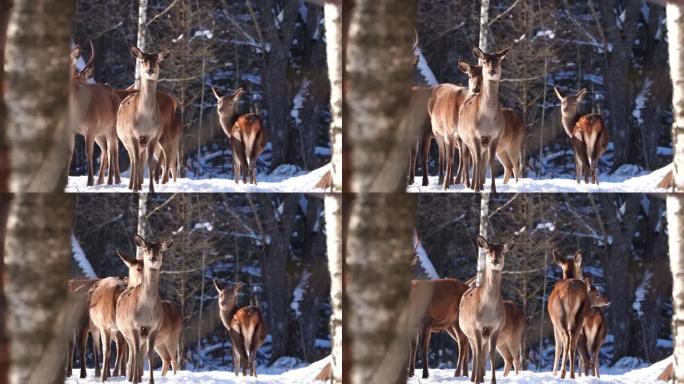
[119,250,182,376]
[66,278,100,379]
[577,277,609,378]
[214,279,268,377]
[458,47,510,192]
[213,87,268,185]
[116,234,173,384]
[548,250,589,379]
[459,235,515,384]
[68,43,122,186]
[497,301,525,377]
[116,46,170,192]
[407,278,470,379]
[89,276,129,381]
[553,87,609,184]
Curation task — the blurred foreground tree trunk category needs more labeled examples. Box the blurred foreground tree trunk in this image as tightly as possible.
[0,195,11,384]
[0,0,11,193]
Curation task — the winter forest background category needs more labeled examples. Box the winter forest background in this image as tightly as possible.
[70,0,331,180]
[413,193,672,371]
[71,193,331,370]
[412,0,671,181]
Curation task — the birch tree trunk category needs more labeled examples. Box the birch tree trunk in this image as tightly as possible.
[5,194,73,384]
[134,0,148,87]
[0,0,12,193]
[667,3,684,382]
[325,1,342,192]
[5,0,75,192]
[136,193,148,259]
[479,0,490,51]
[325,194,342,383]
[477,193,489,285]
[0,195,11,384]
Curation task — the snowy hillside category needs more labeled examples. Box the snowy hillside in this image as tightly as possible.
[65,357,329,384]
[407,357,671,384]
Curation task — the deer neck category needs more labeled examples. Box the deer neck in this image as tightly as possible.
[561,113,579,138]
[220,107,239,132]
[482,267,502,301]
[138,77,158,113]
[140,267,160,303]
[480,79,500,112]
[219,303,239,326]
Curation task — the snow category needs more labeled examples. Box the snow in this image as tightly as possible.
[407,356,672,383]
[291,271,311,317]
[407,165,671,193]
[414,48,439,87]
[633,270,653,318]
[65,356,331,384]
[72,234,97,278]
[66,164,329,193]
[632,78,652,126]
[414,232,439,279]
[291,79,311,126]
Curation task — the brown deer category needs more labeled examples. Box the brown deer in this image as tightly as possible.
[212,87,268,185]
[577,277,609,378]
[69,43,122,186]
[407,85,433,187]
[497,301,525,377]
[548,250,589,379]
[213,279,268,377]
[554,87,609,184]
[459,235,515,384]
[116,46,170,192]
[457,47,510,192]
[119,250,182,376]
[116,234,173,384]
[89,276,130,381]
[498,109,524,184]
[407,278,470,379]
[66,278,100,379]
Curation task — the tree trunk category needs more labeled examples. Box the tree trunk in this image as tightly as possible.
[5,0,75,192]
[5,194,73,384]
[667,4,684,381]
[0,194,11,384]
[325,1,342,192]
[477,192,489,285]
[479,0,490,51]
[136,193,148,259]
[134,0,148,87]
[325,194,342,383]
[0,0,12,193]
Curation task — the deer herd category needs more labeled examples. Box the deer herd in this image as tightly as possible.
[408,235,611,383]
[65,234,267,383]
[68,42,268,192]
[408,37,609,191]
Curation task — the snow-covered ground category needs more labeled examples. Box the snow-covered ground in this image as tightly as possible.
[407,164,671,193]
[65,356,329,384]
[66,164,329,193]
[408,356,671,383]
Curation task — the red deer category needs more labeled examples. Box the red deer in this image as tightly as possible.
[548,250,588,379]
[407,33,434,187]
[458,47,510,192]
[66,278,100,379]
[116,234,173,384]
[498,109,524,184]
[407,278,470,378]
[213,279,268,377]
[554,87,609,184]
[116,47,170,192]
[577,277,609,378]
[497,301,525,376]
[213,87,268,185]
[459,235,515,384]
[89,275,129,381]
[119,250,182,376]
[69,42,122,186]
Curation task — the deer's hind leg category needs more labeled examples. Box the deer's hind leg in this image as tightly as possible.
[85,133,96,186]
[95,137,108,185]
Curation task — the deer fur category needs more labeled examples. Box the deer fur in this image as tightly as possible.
[554,87,609,184]
[115,234,173,384]
[120,250,182,376]
[458,47,510,192]
[548,250,589,379]
[577,277,610,378]
[69,43,122,186]
[116,46,170,192]
[407,278,470,379]
[407,86,434,187]
[66,278,100,379]
[498,109,524,184]
[459,235,514,384]
[496,301,525,377]
[89,276,129,381]
[214,279,268,377]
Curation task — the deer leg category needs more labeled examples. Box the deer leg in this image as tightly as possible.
[489,141,498,193]
[489,333,499,384]
[65,332,74,377]
[129,140,139,191]
[420,133,431,186]
[442,139,452,190]
[407,141,417,185]
[148,332,157,384]
[85,134,96,186]
[559,329,569,379]
[469,336,478,384]
[435,135,444,185]
[100,331,112,381]
[419,323,432,378]
[147,140,158,193]
[463,146,471,189]
[593,348,600,377]
[113,140,121,184]
[66,134,75,182]
[498,344,513,377]
[408,331,417,377]
[459,329,469,377]
[498,151,513,185]
[138,149,147,191]
[78,326,88,378]
[569,329,579,379]
[552,325,560,376]
[473,143,483,192]
[95,137,108,185]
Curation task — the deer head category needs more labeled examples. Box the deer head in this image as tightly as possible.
[584,277,610,307]
[133,234,174,270]
[553,250,583,279]
[554,87,587,117]
[472,46,510,82]
[117,249,144,286]
[130,46,170,81]
[213,279,246,311]
[458,60,482,94]
[476,235,515,272]
[212,87,245,117]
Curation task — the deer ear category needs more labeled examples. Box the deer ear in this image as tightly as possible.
[472,47,485,61]
[583,277,593,289]
[573,250,583,266]
[161,237,174,251]
[130,46,143,60]
[70,46,81,62]
[503,239,515,252]
[117,249,136,267]
[496,46,511,59]
[82,66,95,81]
[576,88,588,101]
[458,60,471,74]
[212,278,222,292]
[157,48,170,62]
[232,88,245,99]
[476,235,488,249]
[212,86,222,100]
[232,282,246,294]
[552,250,561,264]
[553,87,563,100]
[134,234,146,247]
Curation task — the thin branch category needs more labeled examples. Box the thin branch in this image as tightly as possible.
[488,0,521,26]
[146,0,180,26]
[146,194,178,218]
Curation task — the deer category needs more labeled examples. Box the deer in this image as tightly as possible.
[577,277,609,378]
[66,278,100,379]
[498,109,524,184]
[212,87,269,185]
[496,301,525,377]
[115,234,173,384]
[457,47,511,192]
[116,46,170,192]
[118,250,182,376]
[459,235,515,384]
[68,42,122,186]
[548,249,589,379]
[407,278,470,379]
[553,87,609,185]
[213,279,268,377]
[89,276,130,381]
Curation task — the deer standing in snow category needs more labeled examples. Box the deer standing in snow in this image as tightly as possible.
[577,277,610,378]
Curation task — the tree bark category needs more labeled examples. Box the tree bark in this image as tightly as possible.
[0,0,12,193]
[325,194,342,383]
[134,0,148,87]
[5,194,73,384]
[325,1,342,192]
[136,193,148,259]
[5,0,74,192]
[0,194,11,384]
[477,192,489,285]
[478,0,490,51]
